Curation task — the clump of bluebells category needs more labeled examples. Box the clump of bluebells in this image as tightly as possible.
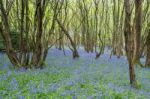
[9,77,19,90]
[0,48,150,98]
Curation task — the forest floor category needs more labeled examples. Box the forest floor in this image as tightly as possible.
[0,48,150,99]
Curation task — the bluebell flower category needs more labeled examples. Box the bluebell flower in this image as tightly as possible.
[40,80,44,88]
[18,95,25,99]
[61,90,75,96]
[73,70,81,75]
[87,96,93,99]
[10,77,18,90]
[26,81,38,94]
[3,63,8,69]
[7,70,12,76]
[72,95,77,99]
[49,83,59,92]
[0,75,7,80]
[11,78,18,84]
[30,87,37,94]
[67,80,75,86]
[37,80,45,93]
[115,87,125,93]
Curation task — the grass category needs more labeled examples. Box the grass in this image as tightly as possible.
[0,48,150,99]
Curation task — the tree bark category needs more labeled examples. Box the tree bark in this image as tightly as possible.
[19,0,25,64]
[124,0,137,87]
[134,0,142,64]
[146,23,150,67]
[56,18,79,58]
[0,0,21,67]
[32,0,44,68]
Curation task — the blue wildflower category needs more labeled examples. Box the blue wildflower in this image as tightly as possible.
[18,95,25,99]
[49,83,59,92]
[3,63,8,69]
[67,80,75,86]
[10,77,18,90]
[7,70,12,76]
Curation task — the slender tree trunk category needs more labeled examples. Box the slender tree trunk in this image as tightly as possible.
[124,0,137,87]
[146,24,150,67]
[56,18,79,58]
[25,0,30,66]
[32,0,45,68]
[134,0,142,64]
[0,0,21,67]
[129,60,136,84]
[19,0,25,65]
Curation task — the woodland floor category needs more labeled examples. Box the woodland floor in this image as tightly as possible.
[0,48,150,99]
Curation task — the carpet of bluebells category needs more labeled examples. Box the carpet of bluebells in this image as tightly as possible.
[0,48,150,99]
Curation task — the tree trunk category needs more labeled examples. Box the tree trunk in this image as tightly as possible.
[32,0,44,68]
[146,24,150,67]
[124,0,137,87]
[0,0,21,67]
[56,18,79,58]
[19,0,26,65]
[129,61,136,85]
[134,0,142,64]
